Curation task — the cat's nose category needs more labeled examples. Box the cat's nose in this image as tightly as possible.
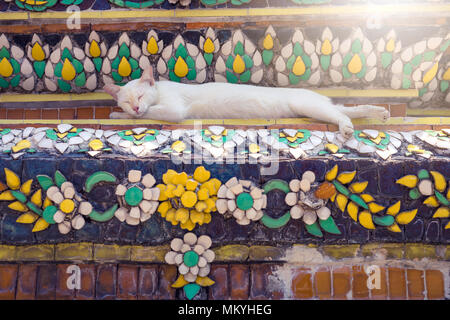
[132,106,139,113]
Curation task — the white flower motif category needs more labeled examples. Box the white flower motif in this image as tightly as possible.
[285,171,331,225]
[165,233,215,283]
[46,182,92,234]
[216,177,266,225]
[115,170,160,225]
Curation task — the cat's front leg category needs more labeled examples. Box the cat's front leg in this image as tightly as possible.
[109,111,134,119]
[143,104,186,122]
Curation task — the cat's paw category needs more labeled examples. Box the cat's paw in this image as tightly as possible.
[109,112,125,119]
[371,106,390,122]
[339,121,354,139]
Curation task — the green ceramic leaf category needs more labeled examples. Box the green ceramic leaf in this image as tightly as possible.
[239,70,251,83]
[319,216,341,234]
[260,212,291,229]
[349,194,369,210]
[10,74,20,88]
[131,68,142,80]
[11,191,27,203]
[226,70,238,83]
[320,55,330,70]
[435,190,449,206]
[263,179,290,194]
[169,70,180,82]
[62,48,73,61]
[342,66,351,79]
[417,169,430,180]
[54,170,67,188]
[57,79,71,92]
[243,54,253,69]
[72,59,84,74]
[234,41,244,56]
[111,57,120,70]
[204,53,213,66]
[186,68,197,81]
[10,59,20,74]
[225,55,234,70]
[119,43,130,58]
[381,52,392,69]
[373,215,395,226]
[351,39,362,53]
[27,202,42,216]
[129,58,139,70]
[175,44,187,59]
[305,221,323,237]
[286,55,296,70]
[0,78,8,88]
[440,80,449,92]
[34,61,46,78]
[289,72,300,85]
[74,72,86,87]
[93,57,102,72]
[112,71,123,83]
[332,180,350,196]
[184,283,201,300]
[185,56,195,69]
[262,50,273,66]
[37,175,54,191]
[409,188,421,200]
[84,171,117,192]
[0,47,10,60]
[293,42,303,56]
[43,205,58,224]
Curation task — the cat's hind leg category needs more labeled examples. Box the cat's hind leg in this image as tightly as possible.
[338,104,390,121]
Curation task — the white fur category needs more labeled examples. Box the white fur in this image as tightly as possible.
[104,68,390,138]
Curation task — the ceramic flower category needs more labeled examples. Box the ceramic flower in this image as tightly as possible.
[165,233,215,300]
[216,177,266,225]
[285,171,333,226]
[157,166,221,230]
[115,170,160,225]
[199,27,220,66]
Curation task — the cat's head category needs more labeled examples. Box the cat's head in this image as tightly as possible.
[103,67,157,117]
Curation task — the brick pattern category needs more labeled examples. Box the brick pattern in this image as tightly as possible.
[0,263,445,300]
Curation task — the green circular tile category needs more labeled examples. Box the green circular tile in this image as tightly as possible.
[236,192,254,210]
[183,250,199,267]
[124,186,143,206]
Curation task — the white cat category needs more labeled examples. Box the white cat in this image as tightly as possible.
[104,67,389,138]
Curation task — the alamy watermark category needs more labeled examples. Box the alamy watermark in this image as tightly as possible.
[66,265,81,290]
[365,265,381,290]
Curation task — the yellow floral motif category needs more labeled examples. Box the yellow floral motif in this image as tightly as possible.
[157,167,221,231]
[147,37,159,55]
[348,54,362,74]
[0,57,13,78]
[89,40,101,58]
[232,54,246,74]
[118,56,132,77]
[263,34,274,50]
[203,38,215,54]
[321,39,332,55]
[31,42,46,61]
[61,58,76,81]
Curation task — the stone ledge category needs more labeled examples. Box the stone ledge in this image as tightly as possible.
[0,243,447,263]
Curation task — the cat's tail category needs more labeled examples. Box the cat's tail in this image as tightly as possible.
[336,104,390,121]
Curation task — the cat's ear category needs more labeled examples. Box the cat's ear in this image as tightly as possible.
[103,84,121,100]
[140,66,155,86]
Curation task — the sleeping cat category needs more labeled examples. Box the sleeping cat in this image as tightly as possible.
[104,67,389,138]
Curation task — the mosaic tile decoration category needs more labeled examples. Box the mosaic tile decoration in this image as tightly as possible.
[2,0,441,11]
[0,26,449,108]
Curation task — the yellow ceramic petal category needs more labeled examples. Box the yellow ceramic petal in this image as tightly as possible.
[175,208,190,224]
[195,200,207,212]
[118,56,132,77]
[346,201,358,222]
[174,56,189,78]
[196,276,215,287]
[8,201,28,212]
[156,184,168,201]
[209,179,221,195]
[190,210,204,225]
[0,57,13,78]
[32,218,50,232]
[336,194,348,212]
[172,275,189,288]
[395,209,418,225]
[359,210,375,229]
[263,34,274,50]
[325,143,339,154]
[16,212,38,224]
[370,136,382,145]
[89,139,104,151]
[396,175,418,188]
[385,38,395,52]
[249,143,260,154]
[186,179,199,191]
[292,56,306,76]
[146,37,159,55]
[430,171,446,192]
[368,202,385,214]
[205,197,216,212]
[361,194,375,203]
[43,196,52,208]
[180,218,195,231]
[157,201,172,217]
[173,184,185,197]
[56,132,68,139]
[172,172,188,186]
[432,207,450,218]
[165,208,178,225]
[330,193,336,202]
[423,196,439,208]
[387,223,402,233]
[232,54,246,74]
[0,191,15,201]
[61,58,76,81]
[5,168,20,190]
[30,189,42,207]
[348,54,362,74]
[203,38,215,54]
[422,62,438,84]
[325,164,338,181]
[193,166,210,183]
[89,40,101,57]
[197,188,209,201]
[321,39,332,55]
[386,200,401,216]
[349,181,368,194]
[337,171,356,184]
[163,169,177,185]
[31,42,46,61]
[20,179,33,196]
[133,134,146,140]
[446,221,450,229]
[181,191,198,208]
[12,139,31,153]
[164,184,176,198]
[203,213,212,224]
